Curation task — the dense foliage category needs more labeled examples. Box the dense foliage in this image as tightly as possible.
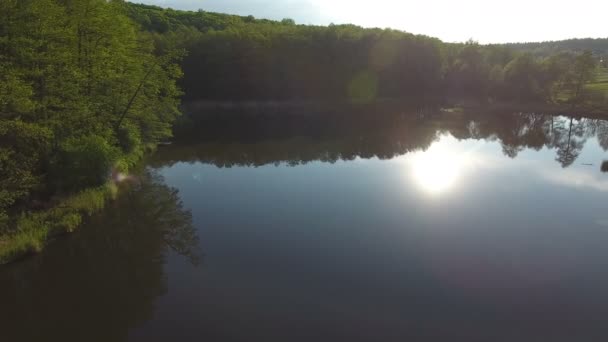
[127,3,601,103]
[0,0,183,231]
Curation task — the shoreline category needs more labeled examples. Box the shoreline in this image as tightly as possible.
[0,183,119,265]
[458,101,608,118]
[181,99,607,118]
[0,149,148,266]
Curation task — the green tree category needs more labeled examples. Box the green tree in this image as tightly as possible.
[503,53,544,101]
[0,121,51,227]
[570,50,597,102]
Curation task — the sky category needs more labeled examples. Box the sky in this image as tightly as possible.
[138,0,608,43]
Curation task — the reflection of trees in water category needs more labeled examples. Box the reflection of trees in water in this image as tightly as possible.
[134,172,201,265]
[0,171,200,342]
[153,113,442,168]
[496,114,544,158]
[552,118,588,168]
[155,107,608,169]
[595,121,608,151]
[449,113,603,168]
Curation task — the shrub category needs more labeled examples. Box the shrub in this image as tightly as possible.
[51,135,119,192]
[0,120,51,214]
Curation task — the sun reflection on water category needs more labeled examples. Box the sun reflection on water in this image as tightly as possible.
[408,136,478,196]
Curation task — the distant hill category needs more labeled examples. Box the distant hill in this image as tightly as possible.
[502,38,608,58]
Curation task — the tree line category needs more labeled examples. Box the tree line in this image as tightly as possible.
[127,3,601,104]
[506,38,608,62]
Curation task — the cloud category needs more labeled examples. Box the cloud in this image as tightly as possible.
[540,167,608,193]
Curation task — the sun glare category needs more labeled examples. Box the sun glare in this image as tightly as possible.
[408,137,474,195]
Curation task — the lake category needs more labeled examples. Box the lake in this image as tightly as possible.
[2,107,608,341]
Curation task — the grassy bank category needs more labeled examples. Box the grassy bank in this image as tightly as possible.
[0,183,119,265]
[0,146,150,265]
[586,67,608,98]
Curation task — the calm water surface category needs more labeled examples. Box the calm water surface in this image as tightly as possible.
[2,109,608,341]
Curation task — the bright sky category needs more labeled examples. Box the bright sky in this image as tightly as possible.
[139,0,608,43]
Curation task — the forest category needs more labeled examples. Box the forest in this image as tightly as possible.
[0,0,606,263]
[126,3,603,103]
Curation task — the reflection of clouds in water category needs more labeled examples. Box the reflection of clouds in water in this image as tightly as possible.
[541,168,608,192]
[388,133,607,197]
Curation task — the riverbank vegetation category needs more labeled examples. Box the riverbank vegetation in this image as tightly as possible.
[0,0,183,263]
[0,183,117,264]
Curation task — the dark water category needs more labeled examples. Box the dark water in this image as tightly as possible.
[2,108,608,341]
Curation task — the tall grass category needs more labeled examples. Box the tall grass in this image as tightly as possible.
[0,146,145,265]
[0,182,118,265]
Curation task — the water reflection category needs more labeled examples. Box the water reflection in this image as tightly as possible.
[146,108,608,340]
[407,136,479,195]
[0,171,200,342]
[155,109,608,171]
[151,108,608,202]
[3,106,608,341]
